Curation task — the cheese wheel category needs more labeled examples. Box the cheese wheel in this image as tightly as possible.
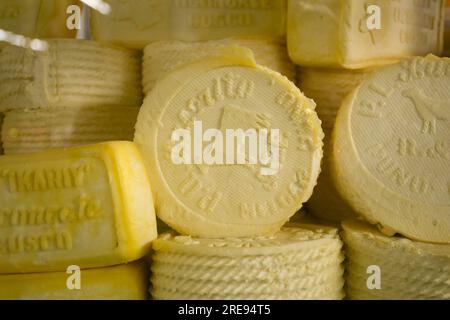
[151,224,345,300]
[298,68,374,131]
[135,48,324,237]
[143,38,295,95]
[0,40,142,112]
[288,0,445,68]
[333,55,450,243]
[90,0,287,49]
[342,220,450,300]
[0,261,149,300]
[2,106,139,154]
[0,0,78,40]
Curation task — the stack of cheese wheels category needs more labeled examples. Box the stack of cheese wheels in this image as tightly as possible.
[288,0,445,222]
[142,38,294,95]
[333,55,450,244]
[0,40,142,154]
[342,220,450,300]
[298,68,374,221]
[151,224,345,300]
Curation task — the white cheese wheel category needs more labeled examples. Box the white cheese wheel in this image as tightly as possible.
[333,56,450,243]
[135,48,324,237]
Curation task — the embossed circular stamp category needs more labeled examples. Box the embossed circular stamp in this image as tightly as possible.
[135,53,323,237]
[333,55,450,243]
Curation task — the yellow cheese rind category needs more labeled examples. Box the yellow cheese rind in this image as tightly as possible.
[0,40,142,112]
[143,39,294,95]
[342,220,450,300]
[135,52,323,238]
[0,142,157,274]
[91,0,287,49]
[151,224,345,300]
[0,261,149,300]
[288,0,445,68]
[332,56,450,243]
[0,0,78,40]
[2,106,139,154]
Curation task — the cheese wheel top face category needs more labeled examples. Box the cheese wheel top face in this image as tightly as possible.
[0,0,78,39]
[333,56,450,243]
[0,142,157,273]
[91,0,287,49]
[288,0,445,68]
[135,54,323,238]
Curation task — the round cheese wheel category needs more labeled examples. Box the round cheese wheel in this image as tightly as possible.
[333,56,450,243]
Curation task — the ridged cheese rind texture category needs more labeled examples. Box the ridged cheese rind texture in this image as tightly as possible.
[342,220,450,300]
[1,106,138,154]
[0,261,149,300]
[151,224,345,300]
[143,39,295,95]
[0,40,143,112]
[332,55,450,243]
[90,0,287,49]
[287,0,445,68]
[445,2,450,56]
[297,68,374,222]
[135,52,324,238]
[0,142,157,274]
[0,0,78,40]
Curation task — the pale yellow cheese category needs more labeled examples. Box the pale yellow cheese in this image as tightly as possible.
[2,106,139,154]
[0,261,149,300]
[90,0,287,49]
[297,68,374,221]
[143,38,295,95]
[0,0,78,40]
[332,55,450,243]
[0,142,157,274]
[0,40,142,112]
[135,48,324,237]
[151,224,345,300]
[342,220,450,300]
[288,0,445,68]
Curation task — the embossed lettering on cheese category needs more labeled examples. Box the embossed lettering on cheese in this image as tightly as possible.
[332,55,450,243]
[91,0,286,48]
[0,142,157,274]
[288,0,445,68]
[135,54,323,238]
